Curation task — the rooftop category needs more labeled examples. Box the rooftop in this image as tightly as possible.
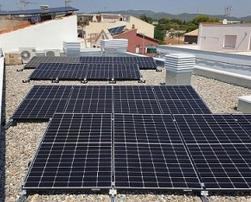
[0,6,78,16]
[4,62,251,201]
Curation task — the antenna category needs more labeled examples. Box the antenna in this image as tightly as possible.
[64,0,73,7]
[224,6,232,17]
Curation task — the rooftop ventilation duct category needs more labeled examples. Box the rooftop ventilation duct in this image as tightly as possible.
[40,5,49,10]
[100,39,128,54]
[63,42,81,57]
[164,53,195,85]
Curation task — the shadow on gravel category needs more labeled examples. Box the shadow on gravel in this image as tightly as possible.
[0,62,6,201]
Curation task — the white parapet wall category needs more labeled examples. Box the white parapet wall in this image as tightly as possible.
[0,56,4,125]
[0,15,78,53]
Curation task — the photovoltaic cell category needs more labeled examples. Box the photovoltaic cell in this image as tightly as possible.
[158,99,211,114]
[174,114,251,144]
[113,86,156,100]
[114,114,183,144]
[187,144,251,190]
[114,99,161,114]
[154,86,202,100]
[24,113,112,190]
[12,99,68,121]
[65,99,113,113]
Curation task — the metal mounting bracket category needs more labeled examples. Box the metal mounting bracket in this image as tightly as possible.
[16,190,27,202]
[200,190,209,202]
[22,79,30,83]
[109,188,117,202]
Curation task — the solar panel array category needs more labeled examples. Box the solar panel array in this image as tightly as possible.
[108,26,126,35]
[24,113,251,192]
[15,84,251,194]
[24,56,157,70]
[29,63,141,81]
[12,85,210,121]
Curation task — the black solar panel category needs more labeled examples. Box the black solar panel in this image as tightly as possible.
[174,114,251,190]
[158,99,211,114]
[12,85,211,121]
[25,56,157,70]
[24,57,79,69]
[108,26,126,35]
[12,86,113,121]
[114,114,201,189]
[65,99,113,113]
[232,114,251,135]
[114,99,161,114]
[12,99,68,121]
[24,113,112,190]
[114,114,183,144]
[29,63,140,81]
[187,144,251,190]
[154,86,202,100]
[174,115,251,144]
[113,86,156,100]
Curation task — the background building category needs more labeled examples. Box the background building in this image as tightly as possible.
[184,29,198,44]
[198,23,251,52]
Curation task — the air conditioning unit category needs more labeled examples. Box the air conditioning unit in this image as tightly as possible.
[19,48,36,63]
[44,50,61,57]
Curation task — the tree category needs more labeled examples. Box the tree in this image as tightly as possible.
[192,15,219,25]
[139,15,153,24]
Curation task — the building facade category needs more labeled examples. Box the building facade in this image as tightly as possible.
[198,23,251,52]
[114,29,158,56]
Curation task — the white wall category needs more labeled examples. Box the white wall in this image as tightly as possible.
[127,16,155,38]
[198,24,251,52]
[0,15,78,53]
[0,56,3,125]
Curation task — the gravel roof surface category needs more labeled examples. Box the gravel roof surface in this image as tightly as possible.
[4,65,251,202]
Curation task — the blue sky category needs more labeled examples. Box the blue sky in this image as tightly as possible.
[1,0,251,17]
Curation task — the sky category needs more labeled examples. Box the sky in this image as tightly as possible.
[0,0,251,17]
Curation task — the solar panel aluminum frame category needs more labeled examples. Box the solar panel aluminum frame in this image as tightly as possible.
[23,113,113,193]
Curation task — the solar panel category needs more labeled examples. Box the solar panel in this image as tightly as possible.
[12,85,211,121]
[114,99,161,114]
[29,63,141,81]
[174,115,251,144]
[187,144,251,190]
[114,114,201,189]
[24,57,79,69]
[12,99,69,121]
[24,113,112,190]
[113,86,155,100]
[114,114,183,144]
[158,99,211,114]
[232,114,251,135]
[174,114,251,190]
[153,86,202,100]
[25,56,157,70]
[65,99,113,113]
[12,86,113,121]
[108,26,126,35]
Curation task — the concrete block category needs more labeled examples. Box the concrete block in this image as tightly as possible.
[238,96,251,113]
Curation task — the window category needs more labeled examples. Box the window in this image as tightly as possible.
[224,35,237,49]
